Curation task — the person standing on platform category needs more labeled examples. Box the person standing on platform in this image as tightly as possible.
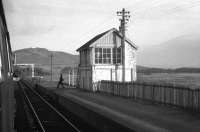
[57,74,64,88]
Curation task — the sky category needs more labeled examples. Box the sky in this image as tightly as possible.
[3,0,200,54]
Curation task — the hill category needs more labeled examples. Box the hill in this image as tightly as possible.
[15,47,79,66]
[14,48,79,72]
[137,67,200,74]
[138,34,200,68]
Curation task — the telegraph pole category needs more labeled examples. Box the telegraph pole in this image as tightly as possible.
[117,8,130,82]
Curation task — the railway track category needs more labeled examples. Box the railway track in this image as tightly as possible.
[18,80,81,132]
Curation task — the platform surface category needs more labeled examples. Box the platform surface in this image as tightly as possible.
[1,80,15,132]
[40,81,200,132]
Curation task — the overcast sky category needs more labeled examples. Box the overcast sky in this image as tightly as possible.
[3,0,200,54]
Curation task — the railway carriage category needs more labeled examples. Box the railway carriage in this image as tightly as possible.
[0,0,13,81]
[1,1,14,132]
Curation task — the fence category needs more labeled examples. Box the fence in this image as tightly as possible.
[97,80,200,112]
[63,73,78,87]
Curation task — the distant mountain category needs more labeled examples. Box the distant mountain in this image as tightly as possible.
[137,67,200,74]
[14,48,79,72]
[138,34,200,68]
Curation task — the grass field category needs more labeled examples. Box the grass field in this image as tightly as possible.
[37,72,200,89]
[137,73,200,89]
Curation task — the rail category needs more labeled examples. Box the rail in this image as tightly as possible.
[18,80,81,132]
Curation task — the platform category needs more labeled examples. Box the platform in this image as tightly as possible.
[39,81,200,132]
[0,80,15,132]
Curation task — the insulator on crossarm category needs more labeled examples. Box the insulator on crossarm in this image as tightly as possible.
[117,11,122,14]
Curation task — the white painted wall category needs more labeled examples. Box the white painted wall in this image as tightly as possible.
[92,66,136,83]
[125,41,137,81]
[92,65,114,82]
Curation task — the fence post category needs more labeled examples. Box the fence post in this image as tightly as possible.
[173,87,176,105]
[118,82,119,95]
[82,78,84,89]
[194,89,197,111]
[142,83,145,99]
[178,88,180,107]
[152,84,155,102]
[187,88,189,110]
[169,87,172,105]
[127,82,129,97]
[72,68,74,86]
[159,85,162,103]
[68,70,70,86]
[164,86,166,104]
[131,68,133,82]
[110,68,112,81]
[192,90,194,111]
[183,89,186,109]
[135,82,137,100]
[98,81,101,92]
[198,89,200,112]
[113,81,115,95]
